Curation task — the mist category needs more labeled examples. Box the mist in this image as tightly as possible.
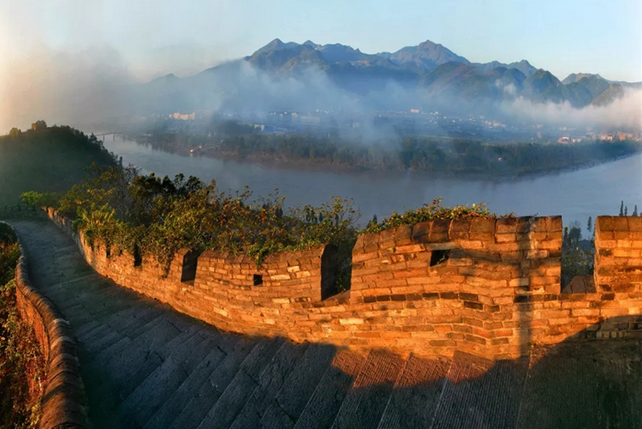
[502,89,642,131]
[0,46,135,132]
[2,45,641,137]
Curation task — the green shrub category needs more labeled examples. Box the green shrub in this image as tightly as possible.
[52,167,360,273]
[365,198,510,233]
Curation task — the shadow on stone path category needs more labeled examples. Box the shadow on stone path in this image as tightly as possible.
[12,219,642,429]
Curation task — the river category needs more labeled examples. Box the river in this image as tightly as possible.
[102,136,642,233]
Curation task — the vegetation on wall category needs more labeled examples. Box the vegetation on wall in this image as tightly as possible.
[0,223,44,428]
[30,168,515,293]
[34,167,360,282]
[365,198,508,233]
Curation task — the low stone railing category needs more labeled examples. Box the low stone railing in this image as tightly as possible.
[4,222,90,428]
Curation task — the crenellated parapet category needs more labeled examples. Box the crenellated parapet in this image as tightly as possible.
[594,216,642,293]
[45,208,642,360]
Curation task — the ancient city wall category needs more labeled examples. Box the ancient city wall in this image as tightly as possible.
[3,222,90,429]
[46,208,642,360]
[595,216,642,292]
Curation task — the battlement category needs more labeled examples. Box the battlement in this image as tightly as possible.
[46,208,642,360]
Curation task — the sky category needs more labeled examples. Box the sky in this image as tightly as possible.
[1,0,641,82]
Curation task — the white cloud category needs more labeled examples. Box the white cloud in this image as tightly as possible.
[502,89,642,130]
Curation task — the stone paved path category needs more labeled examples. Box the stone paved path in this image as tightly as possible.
[12,220,642,429]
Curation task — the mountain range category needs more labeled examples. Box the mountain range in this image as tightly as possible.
[139,38,641,116]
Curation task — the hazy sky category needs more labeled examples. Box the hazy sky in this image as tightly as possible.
[1,0,641,82]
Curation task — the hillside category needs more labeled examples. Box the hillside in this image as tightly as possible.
[0,125,118,206]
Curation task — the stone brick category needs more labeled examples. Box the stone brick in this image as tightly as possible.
[450,219,471,240]
[429,219,451,242]
[42,209,642,364]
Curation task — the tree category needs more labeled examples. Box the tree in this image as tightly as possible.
[566,221,582,248]
[634,205,639,217]
[8,127,21,138]
[625,206,628,216]
[620,201,624,216]
[587,216,592,233]
[31,120,47,131]
[367,214,378,230]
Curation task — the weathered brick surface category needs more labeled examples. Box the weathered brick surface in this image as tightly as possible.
[45,209,642,360]
[3,221,90,429]
[595,216,642,293]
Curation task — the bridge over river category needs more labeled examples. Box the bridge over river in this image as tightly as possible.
[11,219,642,429]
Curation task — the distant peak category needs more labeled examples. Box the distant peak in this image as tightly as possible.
[562,72,607,85]
[417,39,439,48]
[303,40,318,47]
[253,38,300,56]
[149,73,178,84]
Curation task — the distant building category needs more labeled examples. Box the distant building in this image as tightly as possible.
[617,132,634,141]
[170,112,195,121]
[410,108,420,114]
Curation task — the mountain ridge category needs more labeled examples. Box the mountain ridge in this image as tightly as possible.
[139,38,639,115]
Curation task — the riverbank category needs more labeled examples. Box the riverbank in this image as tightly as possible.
[129,136,642,182]
[99,135,642,234]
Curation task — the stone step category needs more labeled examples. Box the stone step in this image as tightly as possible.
[143,337,238,429]
[95,306,152,334]
[74,319,103,339]
[112,324,210,406]
[120,310,170,340]
[67,297,136,327]
[330,350,407,429]
[80,327,123,357]
[46,277,124,304]
[430,351,529,429]
[168,337,260,429]
[516,343,642,429]
[106,322,204,402]
[118,357,189,427]
[377,354,451,429]
[195,338,286,429]
[260,343,338,429]
[229,341,309,429]
[76,323,113,345]
[293,349,367,429]
[114,307,166,339]
[156,325,209,362]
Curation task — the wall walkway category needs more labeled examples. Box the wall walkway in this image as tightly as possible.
[10,219,642,428]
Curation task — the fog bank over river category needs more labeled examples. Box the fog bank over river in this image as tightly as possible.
[103,136,642,233]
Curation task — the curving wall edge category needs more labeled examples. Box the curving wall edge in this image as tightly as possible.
[2,222,91,429]
[45,208,642,360]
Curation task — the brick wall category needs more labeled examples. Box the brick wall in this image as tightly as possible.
[595,216,642,292]
[5,221,90,429]
[45,208,642,360]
